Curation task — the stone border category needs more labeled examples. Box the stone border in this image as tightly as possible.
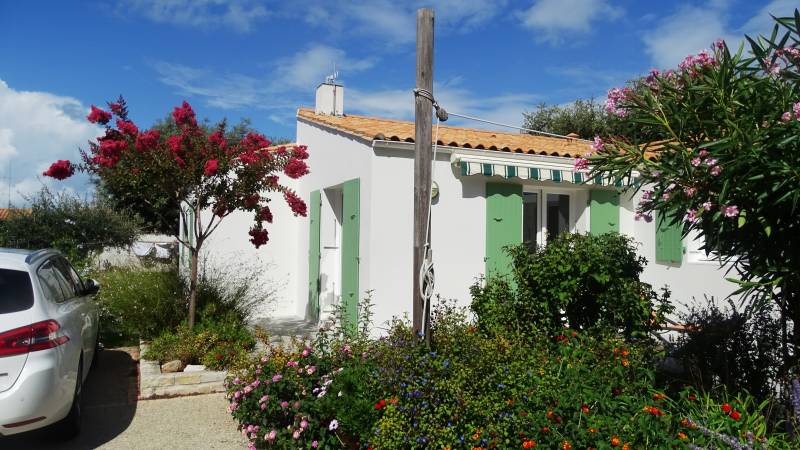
[138,341,227,399]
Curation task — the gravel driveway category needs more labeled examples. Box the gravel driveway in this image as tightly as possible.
[0,348,247,450]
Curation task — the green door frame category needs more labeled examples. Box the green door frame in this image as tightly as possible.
[307,190,322,321]
[341,179,360,330]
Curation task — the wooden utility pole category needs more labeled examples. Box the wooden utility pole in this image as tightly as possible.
[413,8,434,339]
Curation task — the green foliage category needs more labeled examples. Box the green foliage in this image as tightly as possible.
[0,187,139,270]
[588,11,800,329]
[522,97,666,141]
[673,299,783,405]
[226,298,792,449]
[92,265,185,346]
[471,232,672,336]
[143,311,255,370]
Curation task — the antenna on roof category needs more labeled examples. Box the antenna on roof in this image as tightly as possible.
[325,62,339,84]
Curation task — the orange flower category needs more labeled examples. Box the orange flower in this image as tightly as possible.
[611,436,621,446]
[581,404,590,414]
[546,410,555,419]
[522,441,537,449]
[622,443,631,450]
[621,348,630,356]
[680,418,690,427]
[678,432,688,440]
[643,405,664,416]
[541,426,550,433]
[687,393,697,401]
[652,393,667,399]
[621,359,630,367]
[561,441,572,450]
[587,427,598,433]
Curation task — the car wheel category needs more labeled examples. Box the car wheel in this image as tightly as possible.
[54,355,83,440]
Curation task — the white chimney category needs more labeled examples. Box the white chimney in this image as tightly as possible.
[315,82,344,116]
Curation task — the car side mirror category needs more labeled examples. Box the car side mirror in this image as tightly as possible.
[84,278,100,296]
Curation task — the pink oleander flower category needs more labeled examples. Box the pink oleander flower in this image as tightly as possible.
[782,111,793,122]
[710,165,722,176]
[641,190,654,201]
[573,157,589,172]
[686,209,699,223]
[605,87,629,117]
[243,386,252,395]
[704,158,718,166]
[293,401,300,409]
[691,157,702,167]
[260,402,267,410]
[662,192,671,200]
[590,135,604,153]
[703,201,713,211]
[723,205,739,217]
[714,38,725,50]
[684,187,697,198]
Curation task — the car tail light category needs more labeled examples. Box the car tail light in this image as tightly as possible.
[0,320,69,357]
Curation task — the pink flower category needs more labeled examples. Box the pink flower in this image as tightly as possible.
[249,227,269,248]
[300,419,308,429]
[172,101,197,128]
[135,129,160,152]
[704,158,718,166]
[794,102,800,120]
[307,366,316,375]
[167,135,182,154]
[87,105,112,124]
[234,391,242,399]
[684,186,697,197]
[116,119,138,137]
[714,38,725,50]
[293,430,301,439]
[43,160,75,180]
[209,130,227,150]
[605,87,628,117]
[286,360,299,367]
[260,402,267,410]
[573,157,589,172]
[662,192,671,200]
[723,205,739,217]
[260,356,268,363]
[204,159,219,177]
[590,135,604,153]
[698,150,709,157]
[301,348,310,357]
[280,401,289,408]
[284,158,310,179]
[312,441,319,448]
[641,190,653,201]
[703,201,713,211]
[266,430,277,441]
[243,386,252,395]
[782,111,792,122]
[284,191,308,217]
[292,145,309,160]
[686,209,699,223]
[710,165,722,176]
[259,395,268,403]
[272,374,282,382]
[258,207,273,223]
[691,157,702,167]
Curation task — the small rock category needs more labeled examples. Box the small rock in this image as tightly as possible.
[161,360,185,373]
[184,364,207,372]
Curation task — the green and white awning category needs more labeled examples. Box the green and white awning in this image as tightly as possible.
[455,157,634,187]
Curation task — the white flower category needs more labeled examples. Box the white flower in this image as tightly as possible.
[329,419,338,431]
[337,391,343,397]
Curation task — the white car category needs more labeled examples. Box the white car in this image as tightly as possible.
[0,248,100,438]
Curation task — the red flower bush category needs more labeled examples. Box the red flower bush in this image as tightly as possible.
[42,160,74,180]
[46,96,309,329]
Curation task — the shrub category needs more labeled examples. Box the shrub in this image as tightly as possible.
[472,232,672,337]
[92,264,184,346]
[226,297,792,449]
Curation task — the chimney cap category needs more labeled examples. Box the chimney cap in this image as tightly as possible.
[566,132,580,138]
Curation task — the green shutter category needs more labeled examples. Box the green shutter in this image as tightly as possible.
[590,190,620,234]
[655,210,683,265]
[307,190,321,322]
[485,182,522,278]
[341,179,360,329]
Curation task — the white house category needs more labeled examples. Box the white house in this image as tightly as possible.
[197,83,738,329]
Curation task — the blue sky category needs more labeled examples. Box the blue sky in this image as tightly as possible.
[0,0,794,204]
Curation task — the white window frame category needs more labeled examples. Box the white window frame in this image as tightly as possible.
[522,186,580,247]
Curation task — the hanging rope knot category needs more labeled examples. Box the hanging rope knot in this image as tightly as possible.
[419,243,435,307]
[413,88,448,122]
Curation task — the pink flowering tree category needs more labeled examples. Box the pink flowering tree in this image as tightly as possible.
[44,98,310,328]
[585,11,800,350]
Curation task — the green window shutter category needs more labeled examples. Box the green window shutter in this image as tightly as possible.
[589,190,620,235]
[655,210,683,265]
[307,190,321,322]
[341,179,360,329]
[485,182,522,278]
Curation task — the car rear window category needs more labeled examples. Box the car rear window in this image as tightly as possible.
[0,269,34,314]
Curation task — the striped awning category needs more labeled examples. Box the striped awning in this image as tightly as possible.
[456,158,634,187]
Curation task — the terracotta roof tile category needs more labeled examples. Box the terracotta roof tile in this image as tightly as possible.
[0,208,31,220]
[297,108,593,158]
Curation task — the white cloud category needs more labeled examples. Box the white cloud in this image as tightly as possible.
[122,0,269,32]
[516,0,623,44]
[291,0,508,45]
[348,80,539,131]
[274,45,376,91]
[643,0,798,70]
[0,80,101,205]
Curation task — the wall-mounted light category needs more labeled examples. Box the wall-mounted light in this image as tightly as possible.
[431,181,439,200]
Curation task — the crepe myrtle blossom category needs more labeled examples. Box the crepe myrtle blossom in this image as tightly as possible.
[43,160,75,180]
[87,105,112,124]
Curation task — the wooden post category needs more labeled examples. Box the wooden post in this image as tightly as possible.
[413,8,434,339]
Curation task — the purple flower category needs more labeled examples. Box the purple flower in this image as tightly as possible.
[287,360,299,367]
[722,205,739,217]
[704,157,718,166]
[641,190,654,201]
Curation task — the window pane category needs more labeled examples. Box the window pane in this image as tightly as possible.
[522,192,538,250]
[0,269,34,314]
[546,194,570,241]
[55,258,82,297]
[37,261,66,303]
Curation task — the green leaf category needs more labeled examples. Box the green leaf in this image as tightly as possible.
[738,216,746,228]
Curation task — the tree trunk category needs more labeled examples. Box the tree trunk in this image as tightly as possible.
[188,246,198,329]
